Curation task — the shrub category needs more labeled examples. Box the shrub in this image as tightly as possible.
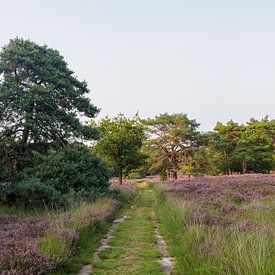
[1,145,111,208]
[5,178,62,208]
[28,145,111,195]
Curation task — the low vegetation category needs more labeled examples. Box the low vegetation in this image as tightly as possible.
[155,174,275,274]
[0,198,118,273]
[0,183,136,274]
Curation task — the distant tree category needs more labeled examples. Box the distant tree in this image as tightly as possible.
[93,114,147,184]
[139,143,170,180]
[145,113,201,179]
[232,118,274,173]
[180,145,220,176]
[210,118,274,174]
[210,120,241,174]
[0,38,100,174]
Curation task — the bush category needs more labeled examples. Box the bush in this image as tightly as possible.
[5,178,63,208]
[25,145,111,194]
[1,145,111,208]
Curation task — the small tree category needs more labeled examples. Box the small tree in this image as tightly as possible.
[94,114,146,184]
[145,113,201,179]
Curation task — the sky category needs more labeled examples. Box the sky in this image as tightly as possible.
[0,0,274,131]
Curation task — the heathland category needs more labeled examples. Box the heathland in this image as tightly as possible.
[0,38,274,274]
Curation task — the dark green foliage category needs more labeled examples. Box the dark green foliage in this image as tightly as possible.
[25,145,111,194]
[0,38,100,175]
[2,146,111,208]
[232,119,274,173]
[0,38,110,208]
[0,38,99,141]
[5,178,62,208]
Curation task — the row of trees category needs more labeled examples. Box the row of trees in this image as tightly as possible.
[93,114,274,182]
[209,118,274,174]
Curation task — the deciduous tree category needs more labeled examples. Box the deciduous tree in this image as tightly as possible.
[94,114,146,184]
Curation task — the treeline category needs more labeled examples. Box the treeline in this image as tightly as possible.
[0,38,274,209]
[93,113,274,182]
[144,114,275,178]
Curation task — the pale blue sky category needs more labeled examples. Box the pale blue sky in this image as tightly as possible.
[1,0,274,130]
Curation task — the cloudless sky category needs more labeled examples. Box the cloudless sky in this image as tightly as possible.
[1,0,274,130]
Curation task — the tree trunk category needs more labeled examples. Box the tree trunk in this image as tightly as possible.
[171,151,178,180]
[22,127,30,146]
[172,170,177,179]
[118,168,123,185]
[242,160,247,174]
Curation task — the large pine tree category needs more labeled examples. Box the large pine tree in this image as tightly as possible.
[0,38,100,172]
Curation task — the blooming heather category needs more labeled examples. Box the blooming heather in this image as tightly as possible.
[163,174,275,229]
[0,216,52,274]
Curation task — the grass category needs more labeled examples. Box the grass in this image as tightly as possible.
[92,184,163,275]
[39,233,71,264]
[42,197,124,272]
[154,183,275,275]
[0,204,49,217]
[50,219,111,274]
[50,192,135,274]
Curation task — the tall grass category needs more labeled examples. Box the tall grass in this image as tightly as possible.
[37,198,121,267]
[154,183,275,275]
[0,197,122,273]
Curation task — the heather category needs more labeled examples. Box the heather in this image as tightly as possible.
[109,182,136,198]
[155,174,275,274]
[0,197,122,274]
[0,216,52,274]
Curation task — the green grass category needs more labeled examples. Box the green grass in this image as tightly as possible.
[154,184,275,275]
[50,219,111,274]
[39,233,70,264]
[92,185,163,275]
[49,192,135,274]
[0,204,50,218]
